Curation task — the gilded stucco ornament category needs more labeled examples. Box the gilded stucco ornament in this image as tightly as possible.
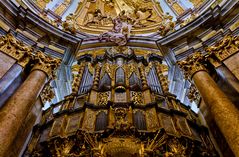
[99,10,133,45]
[139,64,149,89]
[0,33,33,67]
[101,62,115,79]
[31,51,61,79]
[127,63,140,79]
[158,13,176,36]
[177,52,207,79]
[71,63,86,94]
[187,83,200,104]
[40,82,55,103]
[154,62,169,92]
[97,92,110,106]
[180,12,198,27]
[205,35,239,61]
[62,13,78,34]
[131,91,143,105]
[92,64,101,90]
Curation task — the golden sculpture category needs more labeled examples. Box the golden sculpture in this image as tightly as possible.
[157,13,176,36]
[62,13,78,34]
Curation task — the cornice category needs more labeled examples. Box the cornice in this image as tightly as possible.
[0,0,84,44]
[156,0,239,47]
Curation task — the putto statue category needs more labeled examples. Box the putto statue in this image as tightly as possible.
[158,12,176,36]
[99,10,133,45]
[62,13,78,34]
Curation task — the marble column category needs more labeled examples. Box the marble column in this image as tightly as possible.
[178,52,239,157]
[0,51,60,157]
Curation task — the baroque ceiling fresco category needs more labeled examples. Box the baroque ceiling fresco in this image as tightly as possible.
[27,0,205,36]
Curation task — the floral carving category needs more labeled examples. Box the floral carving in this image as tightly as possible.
[131,91,143,105]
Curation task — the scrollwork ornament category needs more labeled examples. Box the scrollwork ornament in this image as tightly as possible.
[97,92,110,106]
[187,83,200,104]
[131,91,143,105]
[177,52,207,80]
[40,82,55,103]
[31,51,61,79]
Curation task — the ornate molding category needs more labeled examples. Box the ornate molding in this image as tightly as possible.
[177,52,207,79]
[154,62,169,93]
[187,83,200,104]
[131,91,143,105]
[139,64,149,90]
[205,35,239,62]
[92,64,101,90]
[72,62,86,94]
[31,51,61,79]
[40,82,55,104]
[97,92,110,106]
[0,34,32,67]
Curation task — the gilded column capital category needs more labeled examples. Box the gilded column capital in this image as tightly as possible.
[31,51,61,79]
[177,52,207,79]
[205,35,239,62]
[0,33,33,67]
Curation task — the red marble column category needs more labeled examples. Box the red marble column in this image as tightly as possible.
[178,52,239,157]
[0,51,60,156]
